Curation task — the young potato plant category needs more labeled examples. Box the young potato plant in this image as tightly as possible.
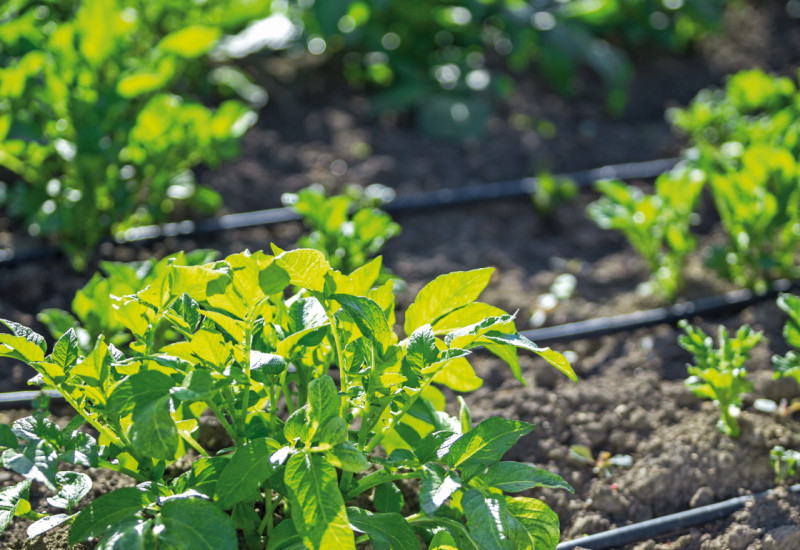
[37,249,219,354]
[0,246,577,549]
[531,171,577,221]
[771,446,800,485]
[678,320,763,438]
[772,294,800,388]
[282,184,401,285]
[586,167,704,299]
[0,0,258,270]
[705,146,800,291]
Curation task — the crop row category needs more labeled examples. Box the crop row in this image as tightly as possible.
[1,0,738,269]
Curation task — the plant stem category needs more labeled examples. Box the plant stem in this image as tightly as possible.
[365,377,434,453]
[208,400,241,445]
[179,431,209,457]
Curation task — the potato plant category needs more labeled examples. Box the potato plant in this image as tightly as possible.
[590,68,800,297]
[0,247,576,548]
[0,0,259,270]
[586,167,704,299]
[37,249,219,354]
[678,320,762,438]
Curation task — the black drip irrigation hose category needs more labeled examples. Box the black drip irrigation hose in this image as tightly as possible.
[522,279,797,345]
[0,157,680,268]
[556,483,800,550]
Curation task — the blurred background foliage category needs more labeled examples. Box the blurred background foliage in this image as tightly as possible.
[0,0,745,268]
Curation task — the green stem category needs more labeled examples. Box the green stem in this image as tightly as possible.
[324,306,349,398]
[208,400,241,445]
[365,378,434,453]
[268,382,279,436]
[179,430,209,457]
[258,483,275,537]
[281,372,294,414]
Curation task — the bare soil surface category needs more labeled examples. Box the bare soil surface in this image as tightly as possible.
[2,1,800,548]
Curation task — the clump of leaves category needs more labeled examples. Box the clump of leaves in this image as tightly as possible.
[0,246,576,548]
[678,320,763,438]
[569,445,633,479]
[772,294,800,388]
[282,184,401,285]
[290,0,729,137]
[531,171,577,220]
[705,146,800,291]
[37,249,219,353]
[0,0,260,269]
[586,167,704,300]
[770,446,800,485]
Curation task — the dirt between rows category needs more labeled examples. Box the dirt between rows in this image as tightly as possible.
[2,0,800,547]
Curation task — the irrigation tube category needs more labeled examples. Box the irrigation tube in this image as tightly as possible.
[522,279,796,345]
[0,157,679,268]
[556,483,800,549]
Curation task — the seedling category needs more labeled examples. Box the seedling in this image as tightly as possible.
[771,294,800,391]
[586,167,704,299]
[770,446,800,485]
[569,445,633,479]
[678,320,763,438]
[0,246,577,548]
[531,171,577,220]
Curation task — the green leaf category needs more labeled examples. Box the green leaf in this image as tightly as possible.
[215,438,275,509]
[250,352,286,382]
[70,488,149,544]
[0,479,31,535]
[0,424,16,449]
[171,369,213,402]
[428,530,459,550]
[505,497,561,550]
[96,518,153,550]
[155,498,237,550]
[258,261,291,296]
[27,513,72,538]
[482,332,577,382]
[47,471,92,510]
[373,482,404,514]
[2,442,59,491]
[445,417,534,470]
[326,442,369,472]
[307,375,340,431]
[333,294,393,355]
[404,324,439,372]
[346,507,418,550]
[0,318,46,353]
[158,25,222,58]
[284,452,355,550]
[276,249,332,292]
[404,269,494,335]
[129,395,179,462]
[433,357,483,392]
[420,463,461,516]
[52,329,80,371]
[108,371,175,419]
[462,489,530,550]
[266,519,304,550]
[480,462,573,493]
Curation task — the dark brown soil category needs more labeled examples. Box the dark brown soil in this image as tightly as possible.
[2,0,800,548]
